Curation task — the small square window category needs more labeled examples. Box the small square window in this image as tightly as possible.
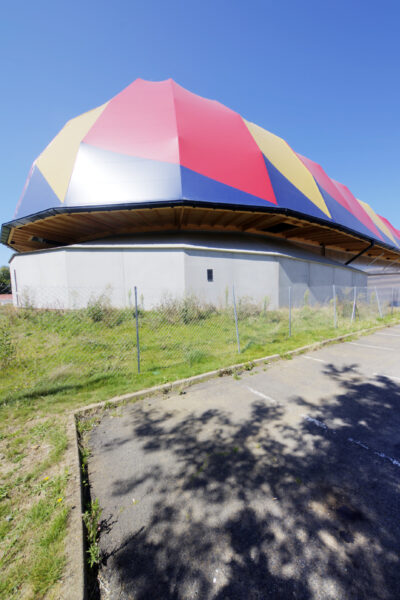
[207,269,213,282]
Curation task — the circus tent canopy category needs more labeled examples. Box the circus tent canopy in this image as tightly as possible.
[2,79,399,262]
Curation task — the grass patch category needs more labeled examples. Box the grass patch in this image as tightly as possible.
[82,499,102,568]
[0,298,399,598]
[0,466,68,599]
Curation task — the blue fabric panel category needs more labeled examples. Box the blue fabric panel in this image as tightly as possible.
[262,156,330,222]
[316,184,379,242]
[15,166,62,219]
[318,184,395,247]
[180,164,276,209]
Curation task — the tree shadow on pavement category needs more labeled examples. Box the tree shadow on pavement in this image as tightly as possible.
[93,367,400,600]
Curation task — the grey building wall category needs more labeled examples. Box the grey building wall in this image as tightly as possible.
[11,246,185,309]
[184,249,279,308]
[9,232,367,310]
[278,256,367,307]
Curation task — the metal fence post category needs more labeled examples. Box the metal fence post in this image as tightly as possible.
[232,284,241,353]
[333,284,337,328]
[375,286,382,318]
[351,286,357,323]
[134,286,141,373]
[288,286,292,337]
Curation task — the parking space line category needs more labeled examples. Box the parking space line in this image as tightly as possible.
[348,438,400,468]
[301,355,328,364]
[347,342,393,351]
[375,332,400,337]
[373,373,400,383]
[303,415,400,469]
[245,386,279,405]
[303,415,328,429]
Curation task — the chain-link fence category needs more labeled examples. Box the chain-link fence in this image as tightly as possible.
[1,284,399,400]
[0,281,12,305]
[283,284,400,335]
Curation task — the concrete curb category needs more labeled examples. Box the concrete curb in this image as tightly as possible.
[73,321,395,418]
[69,319,399,599]
[62,414,87,600]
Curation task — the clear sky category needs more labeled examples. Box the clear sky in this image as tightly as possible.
[1,0,399,266]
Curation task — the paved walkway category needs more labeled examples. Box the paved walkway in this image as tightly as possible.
[89,326,400,600]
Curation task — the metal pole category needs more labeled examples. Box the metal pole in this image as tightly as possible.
[232,284,241,354]
[392,287,394,315]
[289,286,292,337]
[134,286,141,373]
[375,286,382,318]
[351,286,357,323]
[333,284,337,328]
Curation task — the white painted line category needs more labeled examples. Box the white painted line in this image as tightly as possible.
[348,342,393,351]
[303,416,400,469]
[375,332,400,338]
[374,451,400,467]
[348,437,369,450]
[246,386,278,404]
[373,373,400,383]
[303,415,328,429]
[348,437,400,468]
[301,355,328,364]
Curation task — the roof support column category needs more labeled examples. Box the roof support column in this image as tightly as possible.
[345,241,374,266]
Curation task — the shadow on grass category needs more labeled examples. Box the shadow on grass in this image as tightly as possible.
[0,373,119,405]
[89,363,400,600]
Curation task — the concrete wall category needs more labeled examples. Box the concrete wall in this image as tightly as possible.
[64,247,185,309]
[11,250,69,308]
[367,273,400,290]
[184,249,279,308]
[11,247,185,309]
[278,257,367,306]
[9,232,367,310]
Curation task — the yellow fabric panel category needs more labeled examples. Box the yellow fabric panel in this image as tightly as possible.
[244,119,331,218]
[36,102,108,202]
[357,199,398,247]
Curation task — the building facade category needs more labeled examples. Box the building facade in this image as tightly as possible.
[10,232,366,309]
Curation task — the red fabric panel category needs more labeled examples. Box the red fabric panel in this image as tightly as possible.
[84,79,276,205]
[297,152,382,239]
[171,81,276,204]
[296,153,351,211]
[84,79,180,163]
[332,180,382,239]
[378,215,400,243]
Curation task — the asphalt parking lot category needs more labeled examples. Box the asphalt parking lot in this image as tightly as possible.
[88,326,400,600]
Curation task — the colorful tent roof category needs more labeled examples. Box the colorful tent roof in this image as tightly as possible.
[8,79,400,250]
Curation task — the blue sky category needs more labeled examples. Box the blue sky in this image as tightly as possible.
[1,0,399,266]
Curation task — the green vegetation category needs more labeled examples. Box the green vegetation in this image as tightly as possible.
[82,499,102,568]
[0,265,10,293]
[0,294,399,598]
[0,322,15,367]
[0,437,68,600]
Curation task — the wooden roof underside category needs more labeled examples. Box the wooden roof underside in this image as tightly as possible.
[6,205,400,261]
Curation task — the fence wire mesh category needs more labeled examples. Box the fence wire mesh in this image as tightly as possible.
[0,281,12,304]
[1,283,400,403]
